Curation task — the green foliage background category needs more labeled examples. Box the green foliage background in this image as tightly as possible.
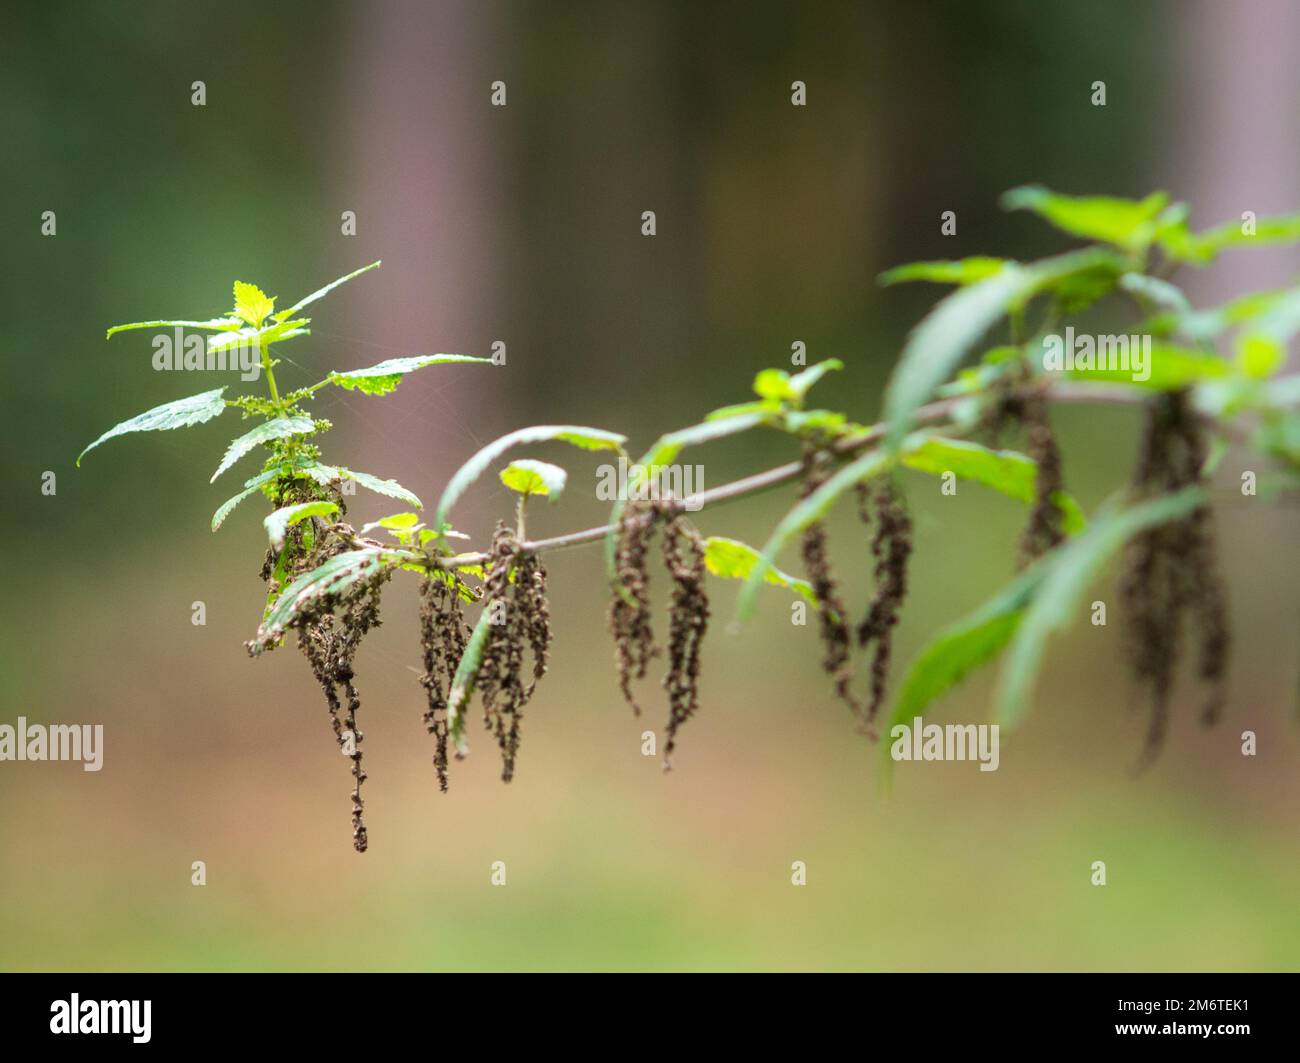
[2,0,1298,970]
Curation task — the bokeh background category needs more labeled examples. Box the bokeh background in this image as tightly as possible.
[3,0,1298,971]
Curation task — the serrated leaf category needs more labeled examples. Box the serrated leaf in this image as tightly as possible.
[995,487,1205,729]
[233,282,276,328]
[78,387,227,466]
[264,501,339,550]
[1002,186,1169,250]
[500,459,567,499]
[1161,210,1300,264]
[879,257,1009,287]
[436,424,626,530]
[1056,342,1230,391]
[447,608,495,756]
[703,536,817,606]
[274,260,382,321]
[105,317,243,340]
[881,248,1118,454]
[900,436,1085,534]
[212,468,281,531]
[735,449,892,622]
[258,547,405,642]
[211,416,315,482]
[328,353,492,396]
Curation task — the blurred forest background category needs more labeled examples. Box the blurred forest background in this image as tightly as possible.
[2,0,1298,970]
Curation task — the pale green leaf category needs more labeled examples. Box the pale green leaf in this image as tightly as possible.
[232,281,276,327]
[447,608,495,756]
[436,424,626,530]
[500,459,567,499]
[212,468,280,531]
[703,536,817,606]
[879,257,1009,287]
[328,353,492,396]
[1002,186,1169,250]
[264,501,339,550]
[78,387,227,466]
[211,415,315,482]
[900,436,1086,534]
[106,317,242,339]
[274,260,382,321]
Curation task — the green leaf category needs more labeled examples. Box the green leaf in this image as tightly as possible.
[375,512,421,530]
[78,387,228,466]
[106,317,242,339]
[735,449,892,622]
[212,468,281,531]
[751,359,844,404]
[881,248,1118,454]
[705,399,781,421]
[783,409,849,435]
[703,536,817,606]
[1056,342,1230,391]
[1002,185,1169,251]
[882,566,1043,775]
[879,257,1009,287]
[447,608,495,756]
[211,415,315,482]
[1161,210,1300,263]
[327,353,492,396]
[205,318,311,355]
[264,500,339,550]
[900,436,1086,534]
[233,281,276,327]
[258,547,404,643]
[500,459,567,499]
[275,260,382,321]
[1118,272,1191,317]
[995,487,1205,729]
[604,412,767,591]
[436,424,626,531]
[302,465,423,509]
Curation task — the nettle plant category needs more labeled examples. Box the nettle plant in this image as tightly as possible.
[82,188,1300,851]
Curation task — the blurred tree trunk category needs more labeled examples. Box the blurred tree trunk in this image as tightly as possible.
[338,1,505,489]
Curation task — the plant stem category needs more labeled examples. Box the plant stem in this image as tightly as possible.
[423,379,1287,572]
[259,334,284,413]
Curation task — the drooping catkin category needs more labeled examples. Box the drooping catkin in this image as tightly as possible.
[855,478,913,726]
[608,500,659,714]
[660,516,709,768]
[799,446,862,722]
[419,573,470,792]
[1121,390,1230,765]
[477,522,553,782]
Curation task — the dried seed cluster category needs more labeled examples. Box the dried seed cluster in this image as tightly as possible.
[660,516,709,767]
[607,502,710,765]
[799,447,861,722]
[608,500,660,715]
[855,478,913,726]
[477,522,553,782]
[984,375,1067,563]
[293,559,389,853]
[1121,390,1231,765]
[418,573,471,792]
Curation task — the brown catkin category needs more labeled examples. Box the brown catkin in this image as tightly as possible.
[608,501,660,714]
[660,516,708,767]
[799,447,862,722]
[855,478,913,726]
[418,573,470,792]
[477,522,553,782]
[1121,390,1230,765]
